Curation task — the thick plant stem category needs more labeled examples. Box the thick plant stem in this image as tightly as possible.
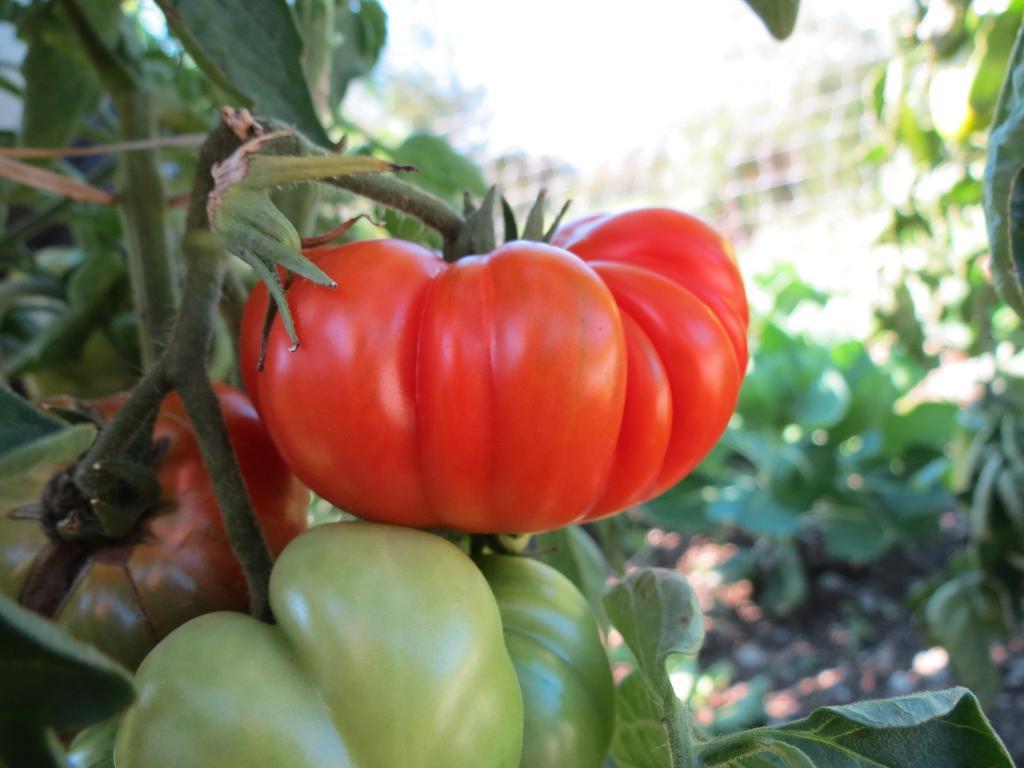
[74,366,169,486]
[113,90,179,368]
[63,0,178,369]
[165,230,274,622]
[74,121,275,622]
[164,122,276,622]
[323,173,464,243]
[663,690,700,768]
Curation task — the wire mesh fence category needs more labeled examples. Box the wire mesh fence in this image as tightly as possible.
[488,5,904,315]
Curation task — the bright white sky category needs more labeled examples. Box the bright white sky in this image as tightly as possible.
[376,0,905,169]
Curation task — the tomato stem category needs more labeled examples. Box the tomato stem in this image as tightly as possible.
[63,0,179,370]
[662,690,701,768]
[74,117,278,623]
[323,172,465,246]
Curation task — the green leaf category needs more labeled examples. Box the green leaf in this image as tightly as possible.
[883,402,958,457]
[970,8,1024,126]
[701,689,1013,767]
[0,386,96,502]
[742,0,800,41]
[391,133,487,202]
[331,0,388,107]
[155,0,330,146]
[706,675,769,736]
[923,572,1004,705]
[708,486,803,537]
[817,504,892,563]
[531,526,610,628]
[0,384,67,457]
[603,568,704,696]
[0,725,66,768]
[609,672,670,768]
[983,19,1024,316]
[759,540,807,617]
[17,0,121,149]
[6,251,126,376]
[294,0,334,116]
[0,591,134,727]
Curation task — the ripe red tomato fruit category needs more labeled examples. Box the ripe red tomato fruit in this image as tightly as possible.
[0,383,308,669]
[242,208,747,532]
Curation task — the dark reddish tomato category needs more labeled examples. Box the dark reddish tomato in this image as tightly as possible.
[0,383,308,669]
[243,208,747,533]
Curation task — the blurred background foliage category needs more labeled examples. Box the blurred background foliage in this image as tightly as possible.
[1,0,1024,727]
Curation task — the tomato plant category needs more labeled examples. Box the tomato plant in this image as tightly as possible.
[112,522,524,768]
[243,208,747,533]
[0,384,308,669]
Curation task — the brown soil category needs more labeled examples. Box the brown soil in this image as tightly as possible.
[632,528,1023,763]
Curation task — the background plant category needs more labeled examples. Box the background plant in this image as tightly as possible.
[0,0,1018,765]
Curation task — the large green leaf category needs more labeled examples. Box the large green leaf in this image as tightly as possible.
[391,133,488,201]
[817,504,892,563]
[757,539,807,617]
[603,568,704,697]
[6,250,127,376]
[707,486,803,537]
[700,688,1013,767]
[742,0,800,41]
[610,672,670,768]
[0,726,66,768]
[382,133,487,246]
[0,591,133,726]
[970,7,1024,127]
[983,18,1024,316]
[923,571,1004,705]
[17,0,121,149]
[331,0,388,107]
[882,402,958,456]
[155,0,330,145]
[0,385,95,489]
[0,593,133,768]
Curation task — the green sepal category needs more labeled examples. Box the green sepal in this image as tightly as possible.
[213,187,334,287]
[238,251,299,350]
[500,196,518,242]
[521,190,547,242]
[241,154,406,190]
[85,457,162,539]
[209,142,408,348]
[542,199,572,243]
[452,186,498,259]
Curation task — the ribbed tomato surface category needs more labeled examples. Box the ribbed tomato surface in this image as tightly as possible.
[242,208,747,532]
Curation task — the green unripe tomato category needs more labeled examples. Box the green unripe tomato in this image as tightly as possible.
[479,554,616,768]
[113,522,524,767]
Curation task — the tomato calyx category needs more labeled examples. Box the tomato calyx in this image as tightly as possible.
[14,462,163,618]
[446,187,572,261]
[11,400,172,617]
[468,533,534,557]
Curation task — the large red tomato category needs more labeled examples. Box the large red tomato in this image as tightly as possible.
[0,384,308,669]
[242,208,747,533]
